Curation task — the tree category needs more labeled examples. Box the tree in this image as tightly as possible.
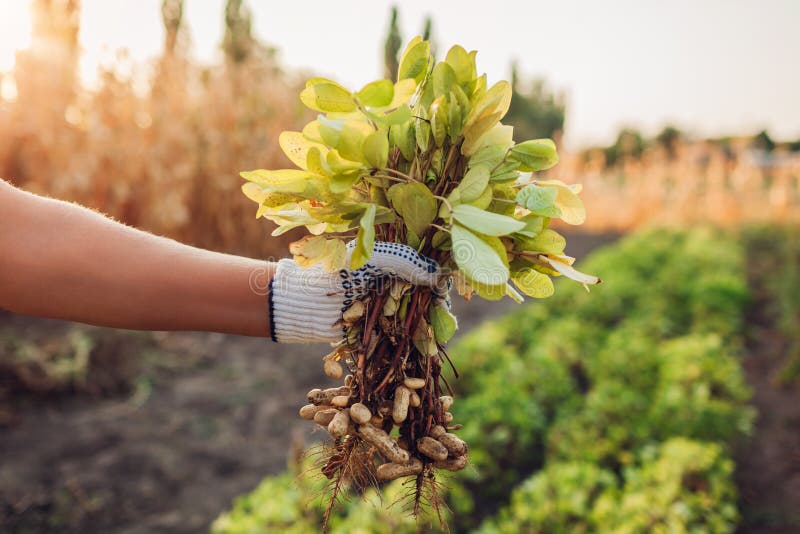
[383,6,402,80]
[605,128,646,167]
[655,125,683,160]
[161,0,184,56]
[752,129,776,153]
[505,61,566,142]
[223,0,255,64]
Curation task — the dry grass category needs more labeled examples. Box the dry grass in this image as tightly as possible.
[553,140,800,232]
[0,41,310,258]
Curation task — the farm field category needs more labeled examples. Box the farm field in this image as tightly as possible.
[4,229,797,533]
[2,2,799,533]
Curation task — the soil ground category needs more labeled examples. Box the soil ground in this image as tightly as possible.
[734,244,800,534]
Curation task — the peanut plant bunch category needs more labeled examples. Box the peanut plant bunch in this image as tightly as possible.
[241,37,599,528]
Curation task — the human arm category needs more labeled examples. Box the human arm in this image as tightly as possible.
[0,179,274,336]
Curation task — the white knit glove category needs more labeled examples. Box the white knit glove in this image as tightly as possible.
[269,242,445,343]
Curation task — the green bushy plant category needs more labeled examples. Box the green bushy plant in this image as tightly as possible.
[478,462,617,534]
[214,228,754,533]
[608,438,739,534]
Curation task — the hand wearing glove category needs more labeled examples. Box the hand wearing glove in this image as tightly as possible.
[269,242,447,343]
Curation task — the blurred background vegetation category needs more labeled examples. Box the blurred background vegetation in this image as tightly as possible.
[1,1,799,533]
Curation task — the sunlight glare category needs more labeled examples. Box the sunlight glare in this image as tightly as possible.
[0,1,33,71]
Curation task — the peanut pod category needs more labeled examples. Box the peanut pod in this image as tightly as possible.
[438,435,466,456]
[331,395,350,408]
[324,359,344,379]
[299,404,327,420]
[417,436,448,461]
[307,386,350,405]
[403,377,426,389]
[434,454,468,472]
[349,402,372,424]
[392,385,411,424]
[376,458,423,481]
[439,395,454,411]
[328,409,350,438]
[313,408,338,426]
[358,423,409,464]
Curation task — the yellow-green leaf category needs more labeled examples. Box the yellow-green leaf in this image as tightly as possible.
[387,182,437,237]
[289,236,347,271]
[512,268,555,298]
[351,204,376,269]
[432,62,457,97]
[300,78,356,113]
[362,129,389,169]
[508,139,559,171]
[522,228,566,256]
[537,179,586,225]
[398,36,430,83]
[445,44,477,85]
[453,165,490,203]
[451,204,525,236]
[430,303,458,343]
[357,79,394,108]
[451,224,509,288]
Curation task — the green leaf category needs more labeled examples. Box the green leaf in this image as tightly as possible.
[398,37,430,83]
[338,120,373,162]
[278,131,326,171]
[329,171,362,194]
[515,214,547,237]
[390,121,415,161]
[382,104,412,126]
[508,139,559,171]
[362,129,389,169]
[444,44,477,85]
[467,184,493,210]
[299,78,356,113]
[240,169,326,196]
[511,268,555,298]
[537,179,586,225]
[305,146,327,175]
[516,184,560,217]
[415,114,431,152]
[490,160,521,182]
[430,97,448,147]
[351,204,376,269]
[387,182,438,237]
[454,165,490,203]
[451,224,509,287]
[357,79,394,107]
[522,228,566,255]
[388,79,417,108]
[432,62,457,97]
[451,204,525,236]
[430,304,457,343]
[325,149,362,174]
[317,115,345,146]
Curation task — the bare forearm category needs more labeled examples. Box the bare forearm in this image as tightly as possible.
[0,181,274,336]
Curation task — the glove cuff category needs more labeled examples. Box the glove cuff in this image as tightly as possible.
[269,259,343,343]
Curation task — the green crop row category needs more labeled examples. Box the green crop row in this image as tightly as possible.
[213,228,754,533]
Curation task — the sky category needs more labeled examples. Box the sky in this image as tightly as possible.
[1,0,798,147]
